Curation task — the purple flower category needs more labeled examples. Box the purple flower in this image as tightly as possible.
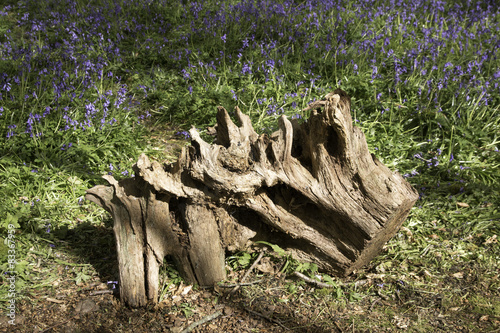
[241,62,252,75]
[176,131,190,140]
[107,281,118,289]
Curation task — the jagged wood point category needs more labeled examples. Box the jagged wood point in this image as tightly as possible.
[86,89,418,307]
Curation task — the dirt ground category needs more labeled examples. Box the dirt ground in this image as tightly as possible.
[2,128,498,333]
[1,241,498,333]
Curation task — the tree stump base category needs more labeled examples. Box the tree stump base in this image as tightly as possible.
[86,89,418,307]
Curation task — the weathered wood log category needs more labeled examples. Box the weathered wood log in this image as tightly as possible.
[86,89,418,307]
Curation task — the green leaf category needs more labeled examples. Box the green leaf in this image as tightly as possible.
[75,271,92,285]
[4,213,20,229]
[255,241,286,257]
[322,274,335,286]
[237,252,251,266]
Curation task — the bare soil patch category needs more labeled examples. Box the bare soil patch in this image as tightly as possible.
[2,127,498,333]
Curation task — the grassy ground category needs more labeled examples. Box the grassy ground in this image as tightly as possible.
[0,0,498,331]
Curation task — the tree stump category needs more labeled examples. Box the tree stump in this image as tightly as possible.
[86,89,418,307]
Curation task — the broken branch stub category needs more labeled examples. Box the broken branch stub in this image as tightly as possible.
[86,89,418,307]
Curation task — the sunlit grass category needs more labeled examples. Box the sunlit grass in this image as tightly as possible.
[0,1,498,328]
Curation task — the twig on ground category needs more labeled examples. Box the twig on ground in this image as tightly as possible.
[293,271,333,289]
[89,290,114,296]
[218,280,262,288]
[241,251,265,283]
[370,297,381,311]
[244,307,289,330]
[180,310,222,333]
[229,251,265,296]
[333,319,344,333]
[376,289,389,300]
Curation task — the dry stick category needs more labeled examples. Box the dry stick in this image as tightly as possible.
[244,307,289,331]
[333,319,344,333]
[89,290,114,296]
[241,251,265,283]
[370,297,381,311]
[376,289,389,300]
[180,310,223,333]
[218,280,262,288]
[293,271,333,289]
[229,251,265,296]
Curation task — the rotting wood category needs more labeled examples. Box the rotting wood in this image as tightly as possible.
[86,89,419,307]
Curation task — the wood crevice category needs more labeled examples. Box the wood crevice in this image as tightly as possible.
[86,89,418,307]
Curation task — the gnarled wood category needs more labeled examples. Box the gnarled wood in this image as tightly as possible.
[86,89,418,307]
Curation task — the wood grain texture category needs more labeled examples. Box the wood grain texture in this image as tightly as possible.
[86,89,418,307]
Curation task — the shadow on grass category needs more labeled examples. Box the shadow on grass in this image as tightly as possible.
[49,217,118,284]
[42,217,343,332]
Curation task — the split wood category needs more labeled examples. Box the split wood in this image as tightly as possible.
[85,89,419,307]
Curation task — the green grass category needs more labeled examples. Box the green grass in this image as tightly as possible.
[0,0,498,329]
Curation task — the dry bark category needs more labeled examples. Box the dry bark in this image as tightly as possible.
[86,89,418,307]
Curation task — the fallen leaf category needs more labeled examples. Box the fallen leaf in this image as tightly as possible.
[174,282,184,295]
[181,285,192,296]
[46,297,64,304]
[452,272,463,278]
[479,315,489,321]
[429,234,439,239]
[422,270,432,277]
[484,235,497,245]
[400,226,413,237]
[75,299,98,314]
[457,202,469,208]
[393,315,409,329]
[449,307,460,311]
[354,279,369,287]
[366,273,386,279]
[256,257,275,274]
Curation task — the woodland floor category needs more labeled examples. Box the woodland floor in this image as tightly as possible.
[1,245,497,333]
[1,127,498,333]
